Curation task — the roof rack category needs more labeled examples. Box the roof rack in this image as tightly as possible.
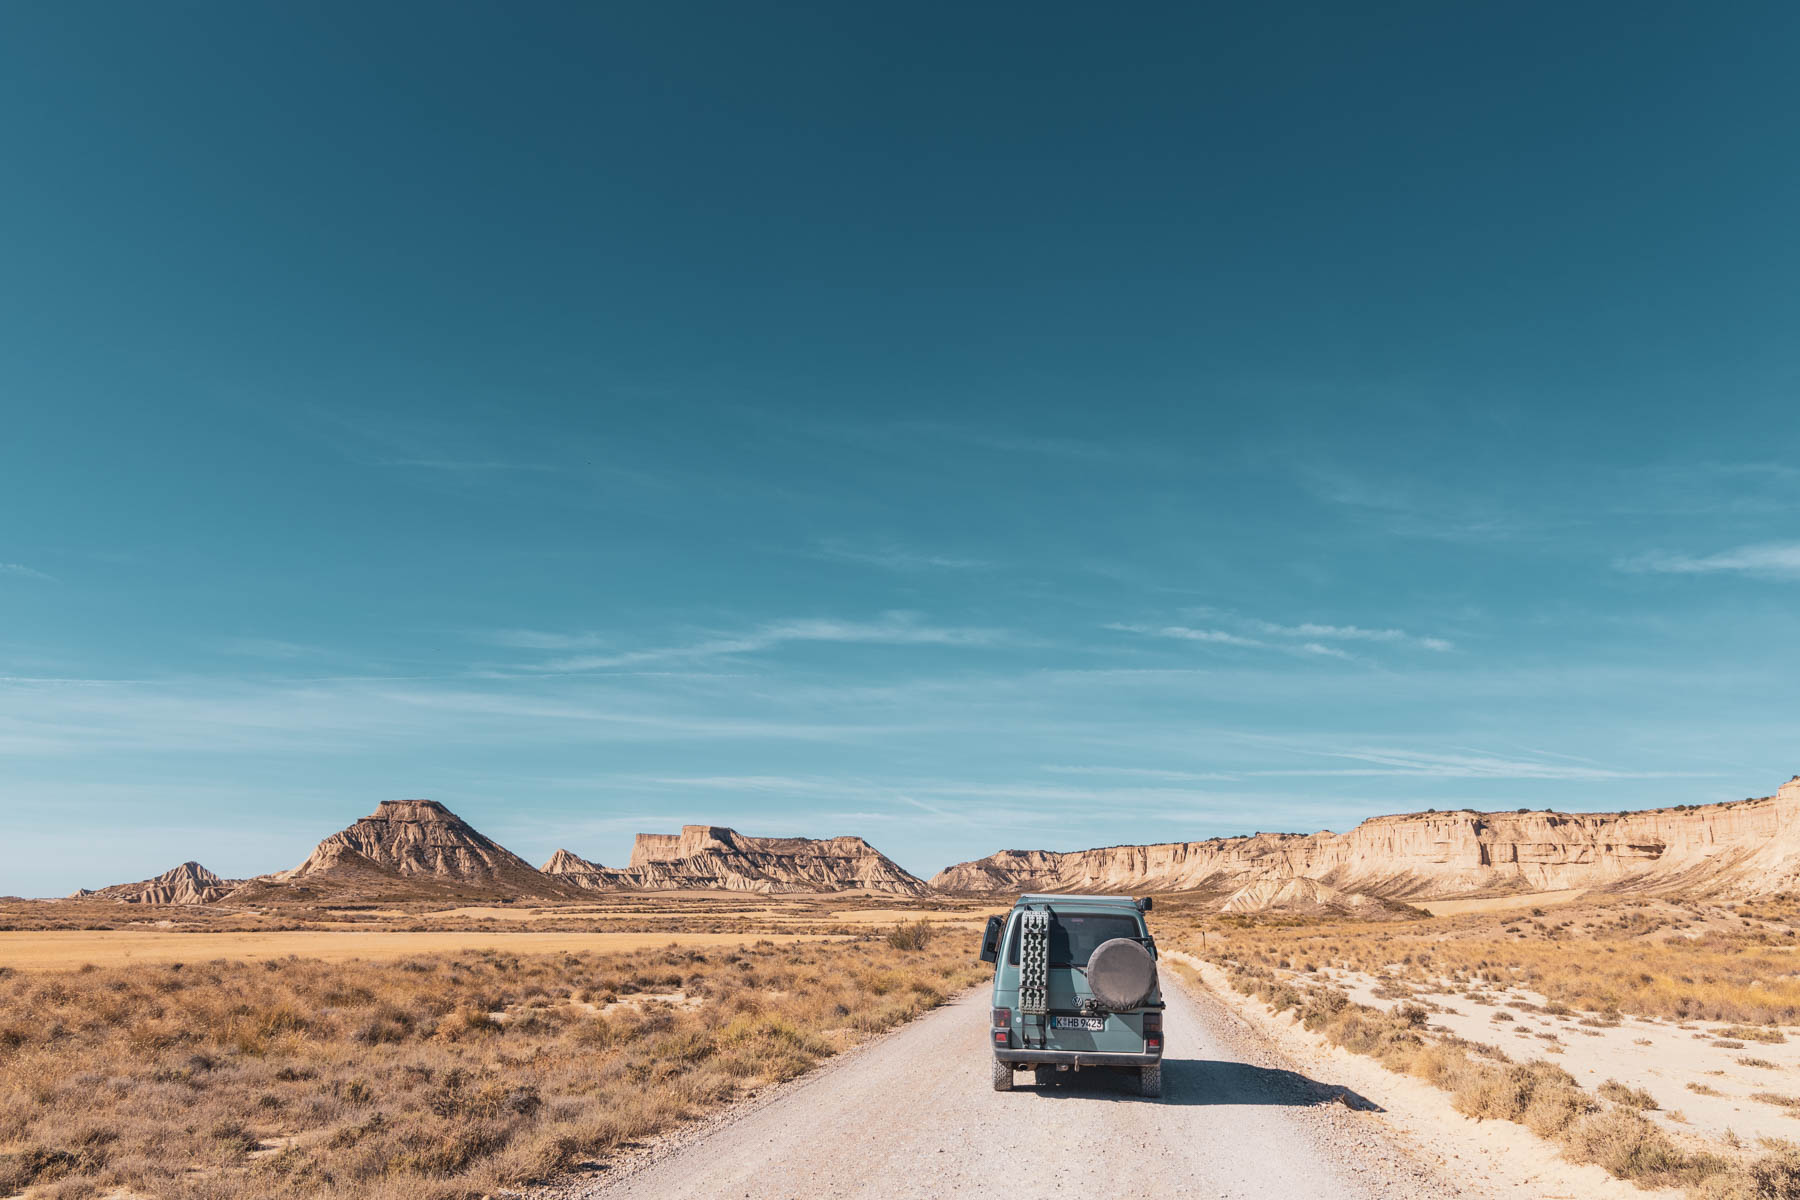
[1016,893,1152,911]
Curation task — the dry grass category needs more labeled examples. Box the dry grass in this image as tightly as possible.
[1187,957,1800,1198]
[1169,893,1800,1026]
[0,937,986,1199]
[1750,1094,1800,1112]
[0,930,843,973]
[0,895,994,938]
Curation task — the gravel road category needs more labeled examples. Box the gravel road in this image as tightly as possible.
[566,976,1462,1200]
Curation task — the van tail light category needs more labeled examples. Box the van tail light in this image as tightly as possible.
[991,1008,1011,1028]
[1142,1011,1162,1034]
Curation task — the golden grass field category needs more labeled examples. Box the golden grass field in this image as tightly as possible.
[0,895,993,938]
[0,921,986,1200]
[0,930,851,973]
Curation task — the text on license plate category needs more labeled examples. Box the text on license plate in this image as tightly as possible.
[1050,1016,1106,1031]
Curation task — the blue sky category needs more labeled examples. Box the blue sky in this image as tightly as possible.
[3,4,1799,895]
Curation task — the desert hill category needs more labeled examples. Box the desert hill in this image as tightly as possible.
[930,775,1800,903]
[539,848,635,892]
[1219,876,1414,918]
[545,825,930,895]
[283,799,548,885]
[230,799,587,903]
[69,861,239,905]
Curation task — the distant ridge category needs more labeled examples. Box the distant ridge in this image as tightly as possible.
[64,775,1800,909]
[546,825,929,895]
[73,803,926,905]
[71,861,239,905]
[930,776,1800,902]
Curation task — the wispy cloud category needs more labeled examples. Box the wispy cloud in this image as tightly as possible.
[0,562,54,582]
[1619,542,1800,579]
[898,422,1128,462]
[618,771,1274,811]
[1255,746,1718,782]
[213,638,323,660]
[1043,765,1238,781]
[373,458,560,473]
[811,539,994,572]
[304,407,564,475]
[1244,620,1454,652]
[483,629,611,651]
[0,674,933,757]
[1105,622,1264,647]
[1104,621,1397,660]
[1297,465,1524,542]
[541,613,1009,671]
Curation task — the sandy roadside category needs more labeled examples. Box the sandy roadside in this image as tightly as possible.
[1169,952,1680,1200]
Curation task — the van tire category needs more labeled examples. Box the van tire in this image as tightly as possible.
[1139,1064,1161,1098]
[992,1059,1014,1091]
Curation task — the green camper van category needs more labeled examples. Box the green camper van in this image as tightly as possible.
[979,893,1164,1097]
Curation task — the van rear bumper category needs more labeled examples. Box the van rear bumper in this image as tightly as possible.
[994,1047,1161,1068]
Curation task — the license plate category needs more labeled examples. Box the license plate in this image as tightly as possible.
[1051,1016,1106,1031]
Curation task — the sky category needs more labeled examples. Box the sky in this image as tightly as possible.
[3,3,1799,896]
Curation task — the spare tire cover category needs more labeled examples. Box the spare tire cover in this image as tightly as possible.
[1086,938,1157,1010]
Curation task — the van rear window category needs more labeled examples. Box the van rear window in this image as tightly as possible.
[1006,913,1142,967]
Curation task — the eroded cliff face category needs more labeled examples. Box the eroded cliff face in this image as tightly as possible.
[572,825,927,895]
[930,777,1800,900]
[275,799,577,897]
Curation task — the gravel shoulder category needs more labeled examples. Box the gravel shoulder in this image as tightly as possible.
[552,971,1464,1200]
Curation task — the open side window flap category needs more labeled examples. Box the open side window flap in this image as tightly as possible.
[979,914,1004,963]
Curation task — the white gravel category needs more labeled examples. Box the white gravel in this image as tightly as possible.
[555,976,1462,1199]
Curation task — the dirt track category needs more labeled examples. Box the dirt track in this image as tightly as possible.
[565,977,1461,1200]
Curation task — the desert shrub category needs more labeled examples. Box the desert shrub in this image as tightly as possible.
[1453,1061,1580,1126]
[1751,1093,1800,1110]
[1523,1079,1598,1138]
[1709,1145,1800,1199]
[1598,1079,1660,1110]
[1564,1108,1722,1188]
[885,921,933,951]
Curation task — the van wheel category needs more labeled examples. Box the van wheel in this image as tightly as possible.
[1139,1064,1162,1098]
[992,1059,1014,1092]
